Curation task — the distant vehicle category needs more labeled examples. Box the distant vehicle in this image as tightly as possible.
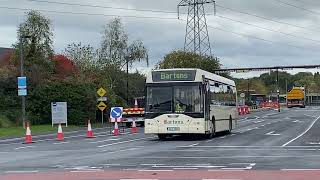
[144,68,238,140]
[122,97,145,127]
[287,87,305,108]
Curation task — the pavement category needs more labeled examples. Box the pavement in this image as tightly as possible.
[1,106,320,180]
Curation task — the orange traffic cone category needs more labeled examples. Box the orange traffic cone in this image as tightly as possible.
[131,119,138,134]
[113,122,119,136]
[57,124,64,141]
[86,119,94,138]
[24,122,33,144]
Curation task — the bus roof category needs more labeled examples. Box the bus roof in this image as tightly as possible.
[146,68,235,86]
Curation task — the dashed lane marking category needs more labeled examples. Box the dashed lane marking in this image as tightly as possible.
[265,131,281,136]
[282,115,320,147]
[97,137,154,148]
[89,138,120,144]
[53,141,69,145]
[14,145,34,150]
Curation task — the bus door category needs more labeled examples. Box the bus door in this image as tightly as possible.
[204,80,211,132]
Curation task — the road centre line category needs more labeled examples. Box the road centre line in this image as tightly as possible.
[282,115,320,147]
[98,137,154,148]
[14,145,34,150]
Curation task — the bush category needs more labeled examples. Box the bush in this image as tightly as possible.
[0,115,13,128]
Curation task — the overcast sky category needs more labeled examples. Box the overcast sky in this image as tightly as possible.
[1,0,320,77]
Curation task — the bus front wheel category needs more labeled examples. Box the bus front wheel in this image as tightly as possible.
[228,115,233,134]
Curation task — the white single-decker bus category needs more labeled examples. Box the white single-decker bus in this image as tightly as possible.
[144,68,238,140]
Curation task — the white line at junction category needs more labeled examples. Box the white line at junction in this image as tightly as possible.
[14,145,34,150]
[282,115,320,147]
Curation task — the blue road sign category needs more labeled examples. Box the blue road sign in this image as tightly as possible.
[18,77,27,89]
[110,107,123,119]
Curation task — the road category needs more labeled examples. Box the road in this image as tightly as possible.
[1,107,320,180]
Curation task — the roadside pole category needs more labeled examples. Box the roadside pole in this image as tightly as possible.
[277,69,280,112]
[97,87,107,125]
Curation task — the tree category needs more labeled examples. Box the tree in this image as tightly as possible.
[64,42,97,72]
[98,18,148,69]
[157,50,221,73]
[12,10,55,84]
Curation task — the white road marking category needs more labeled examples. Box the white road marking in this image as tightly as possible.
[138,155,320,159]
[178,145,320,148]
[89,138,120,144]
[138,169,173,172]
[188,143,199,146]
[207,170,244,172]
[53,141,69,145]
[309,142,320,145]
[70,169,104,173]
[281,169,320,171]
[304,114,317,118]
[169,149,205,152]
[98,137,154,148]
[282,115,320,147]
[292,120,302,123]
[140,164,166,166]
[14,145,34,150]
[5,170,39,173]
[101,147,138,153]
[265,131,281,136]
[173,168,198,170]
[152,165,226,168]
[206,139,215,142]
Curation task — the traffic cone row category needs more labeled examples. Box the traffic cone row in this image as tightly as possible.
[22,118,139,143]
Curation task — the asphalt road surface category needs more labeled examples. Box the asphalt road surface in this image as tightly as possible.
[1,107,320,180]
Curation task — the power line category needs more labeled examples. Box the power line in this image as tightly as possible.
[0,6,179,20]
[215,15,320,45]
[206,24,314,51]
[27,0,177,14]
[215,4,319,32]
[1,5,317,52]
[273,0,320,15]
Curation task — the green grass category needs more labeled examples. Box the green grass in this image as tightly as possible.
[0,124,80,138]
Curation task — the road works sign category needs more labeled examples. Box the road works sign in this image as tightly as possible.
[97,87,106,97]
[97,101,107,111]
[51,102,68,126]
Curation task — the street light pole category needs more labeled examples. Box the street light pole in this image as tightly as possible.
[276,69,280,112]
[126,56,129,104]
[19,36,26,128]
[19,35,31,128]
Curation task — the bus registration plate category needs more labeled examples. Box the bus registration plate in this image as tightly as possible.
[167,127,180,131]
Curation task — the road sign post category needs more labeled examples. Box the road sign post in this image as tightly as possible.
[97,101,107,124]
[97,87,107,124]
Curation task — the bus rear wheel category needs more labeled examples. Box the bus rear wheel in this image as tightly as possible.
[158,134,168,140]
[228,115,233,134]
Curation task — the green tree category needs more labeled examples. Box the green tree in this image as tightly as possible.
[64,42,97,72]
[157,50,221,73]
[98,18,148,69]
[12,10,55,84]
